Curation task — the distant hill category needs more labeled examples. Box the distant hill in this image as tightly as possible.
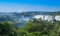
[20,11,60,16]
[0,11,60,16]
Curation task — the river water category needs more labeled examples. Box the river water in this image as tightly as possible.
[15,16,33,27]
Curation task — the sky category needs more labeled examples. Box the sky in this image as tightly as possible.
[0,0,60,12]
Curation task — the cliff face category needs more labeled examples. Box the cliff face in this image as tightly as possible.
[34,15,60,21]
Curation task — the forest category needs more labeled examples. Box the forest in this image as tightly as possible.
[0,18,60,36]
[0,12,60,36]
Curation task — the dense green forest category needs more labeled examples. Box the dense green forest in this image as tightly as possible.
[0,18,60,36]
[0,11,60,36]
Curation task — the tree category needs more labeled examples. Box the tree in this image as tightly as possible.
[0,21,17,36]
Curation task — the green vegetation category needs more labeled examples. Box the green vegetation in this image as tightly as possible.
[17,18,60,36]
[0,21,17,36]
[0,18,60,36]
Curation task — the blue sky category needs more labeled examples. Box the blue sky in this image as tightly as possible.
[0,0,60,12]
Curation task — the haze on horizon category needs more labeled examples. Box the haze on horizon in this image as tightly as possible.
[0,0,60,12]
